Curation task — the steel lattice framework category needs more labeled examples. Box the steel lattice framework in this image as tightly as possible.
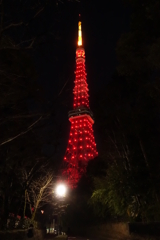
[63,20,98,187]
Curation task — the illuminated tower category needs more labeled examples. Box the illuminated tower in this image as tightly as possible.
[63,20,98,187]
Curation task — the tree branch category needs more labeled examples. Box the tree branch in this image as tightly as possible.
[33,7,44,19]
[2,21,24,31]
[0,116,42,146]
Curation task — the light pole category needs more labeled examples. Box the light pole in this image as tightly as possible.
[54,183,67,235]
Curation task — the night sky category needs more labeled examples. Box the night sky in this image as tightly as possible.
[33,0,130,159]
[37,0,130,94]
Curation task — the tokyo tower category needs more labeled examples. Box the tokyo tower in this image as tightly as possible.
[63,19,98,187]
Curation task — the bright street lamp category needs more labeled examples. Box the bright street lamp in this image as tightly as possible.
[55,183,67,197]
[54,183,67,235]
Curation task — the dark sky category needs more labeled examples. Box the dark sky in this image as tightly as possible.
[33,0,130,158]
[36,0,130,97]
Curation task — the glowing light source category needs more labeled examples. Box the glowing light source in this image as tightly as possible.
[55,184,67,197]
[78,21,82,46]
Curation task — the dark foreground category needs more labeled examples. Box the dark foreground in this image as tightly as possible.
[0,228,160,240]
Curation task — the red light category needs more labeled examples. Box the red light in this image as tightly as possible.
[63,33,98,187]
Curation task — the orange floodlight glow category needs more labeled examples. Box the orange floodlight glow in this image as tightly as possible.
[78,21,82,46]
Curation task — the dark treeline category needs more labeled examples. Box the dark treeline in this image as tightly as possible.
[0,0,79,229]
[89,0,160,222]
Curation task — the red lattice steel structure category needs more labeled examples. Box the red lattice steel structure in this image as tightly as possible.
[63,20,98,187]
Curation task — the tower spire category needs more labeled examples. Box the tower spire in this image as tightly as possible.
[78,19,82,46]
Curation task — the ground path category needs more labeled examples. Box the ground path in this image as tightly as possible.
[46,235,120,240]
[46,234,150,240]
